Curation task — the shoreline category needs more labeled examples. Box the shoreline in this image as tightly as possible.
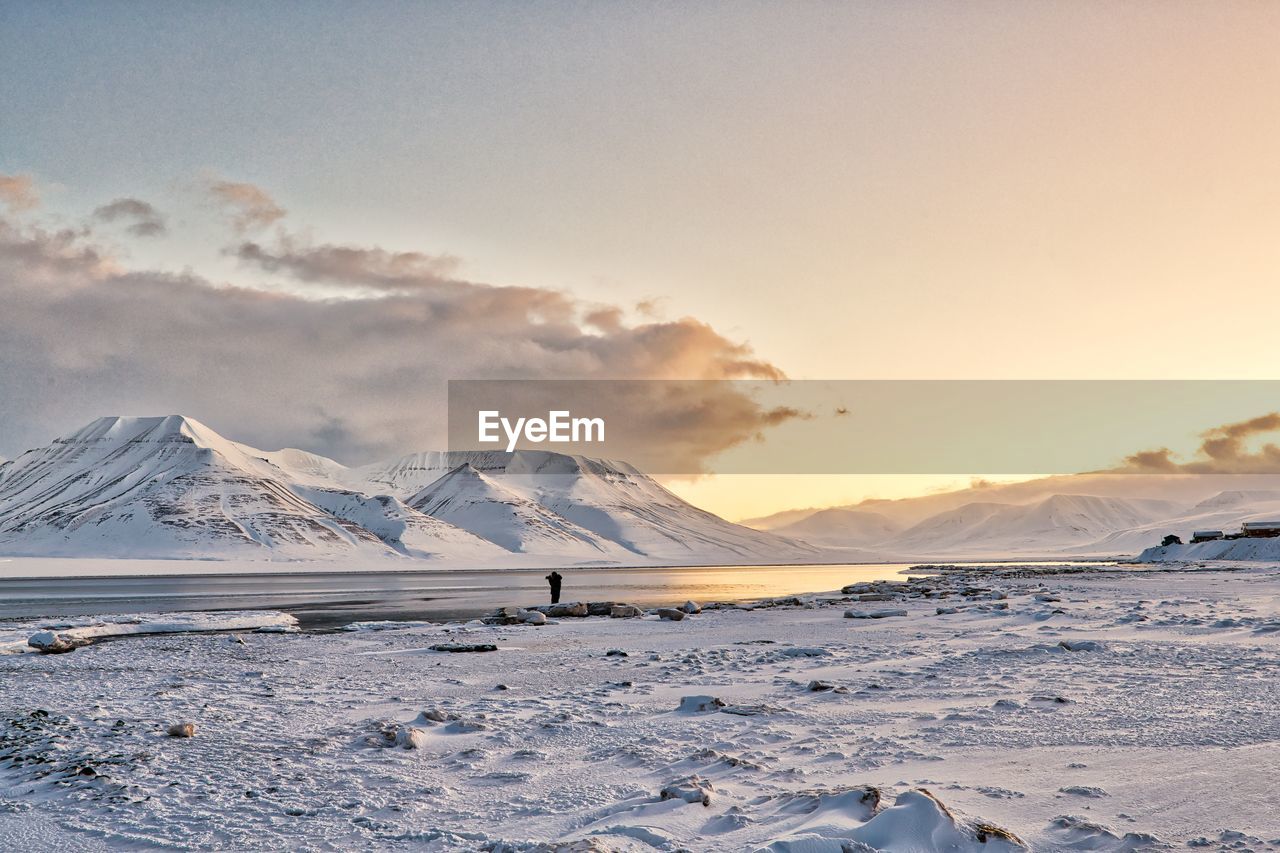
[3,563,1276,849]
[0,561,1125,627]
[0,555,1125,582]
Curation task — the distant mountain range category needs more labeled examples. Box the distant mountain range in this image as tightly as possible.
[747,475,1280,561]
[6,415,1280,565]
[0,415,817,565]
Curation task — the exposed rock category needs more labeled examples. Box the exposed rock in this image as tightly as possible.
[545,602,589,618]
[394,726,428,749]
[605,649,628,657]
[807,680,836,691]
[677,695,725,713]
[430,643,498,653]
[755,595,810,609]
[720,703,780,716]
[483,606,524,625]
[1057,639,1104,652]
[656,608,686,621]
[1059,785,1109,798]
[529,840,615,852]
[679,600,702,614]
[27,631,88,654]
[609,604,643,618]
[166,722,196,738]
[844,608,908,619]
[443,719,487,733]
[586,602,616,616]
[659,774,715,806]
[842,788,1026,850]
[417,708,457,723]
[520,610,547,625]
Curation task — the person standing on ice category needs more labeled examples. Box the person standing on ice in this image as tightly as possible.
[546,571,563,604]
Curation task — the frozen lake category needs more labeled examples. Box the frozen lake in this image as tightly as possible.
[0,561,1111,627]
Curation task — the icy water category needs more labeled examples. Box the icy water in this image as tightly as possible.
[0,562,1111,628]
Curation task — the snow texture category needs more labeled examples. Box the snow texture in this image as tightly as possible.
[2,564,1277,849]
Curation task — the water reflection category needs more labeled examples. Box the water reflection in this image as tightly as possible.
[0,562,1110,628]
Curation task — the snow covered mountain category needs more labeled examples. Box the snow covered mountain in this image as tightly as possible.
[0,416,400,558]
[292,485,507,560]
[751,477,1280,560]
[374,450,819,564]
[771,508,903,547]
[883,494,1182,557]
[406,463,632,559]
[0,416,815,565]
[503,453,820,564]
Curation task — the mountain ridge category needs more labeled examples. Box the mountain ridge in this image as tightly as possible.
[0,415,814,566]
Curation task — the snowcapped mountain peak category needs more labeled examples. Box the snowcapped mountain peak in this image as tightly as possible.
[0,415,383,558]
[257,446,352,487]
[406,462,631,558]
[60,414,215,444]
[1192,489,1280,510]
[51,414,281,479]
[64,414,256,446]
[0,416,817,565]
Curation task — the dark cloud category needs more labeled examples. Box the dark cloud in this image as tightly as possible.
[92,198,167,237]
[1123,414,1280,474]
[206,179,286,232]
[0,196,796,467]
[1122,448,1179,472]
[0,174,39,213]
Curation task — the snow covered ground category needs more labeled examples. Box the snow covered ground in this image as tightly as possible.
[1,564,1278,850]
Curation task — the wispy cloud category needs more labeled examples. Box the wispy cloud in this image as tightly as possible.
[206,178,286,232]
[234,236,461,291]
[0,174,39,213]
[92,198,167,237]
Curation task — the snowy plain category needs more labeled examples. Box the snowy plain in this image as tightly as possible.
[2,563,1277,851]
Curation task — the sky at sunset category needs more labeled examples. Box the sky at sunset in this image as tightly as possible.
[4,1,1280,518]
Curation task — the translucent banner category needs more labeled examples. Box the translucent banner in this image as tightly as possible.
[447,379,1280,475]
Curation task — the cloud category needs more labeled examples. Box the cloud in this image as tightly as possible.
[0,174,39,213]
[92,198,167,237]
[0,194,795,467]
[1123,413,1280,473]
[206,179,286,232]
[233,237,461,291]
[1122,448,1179,472]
